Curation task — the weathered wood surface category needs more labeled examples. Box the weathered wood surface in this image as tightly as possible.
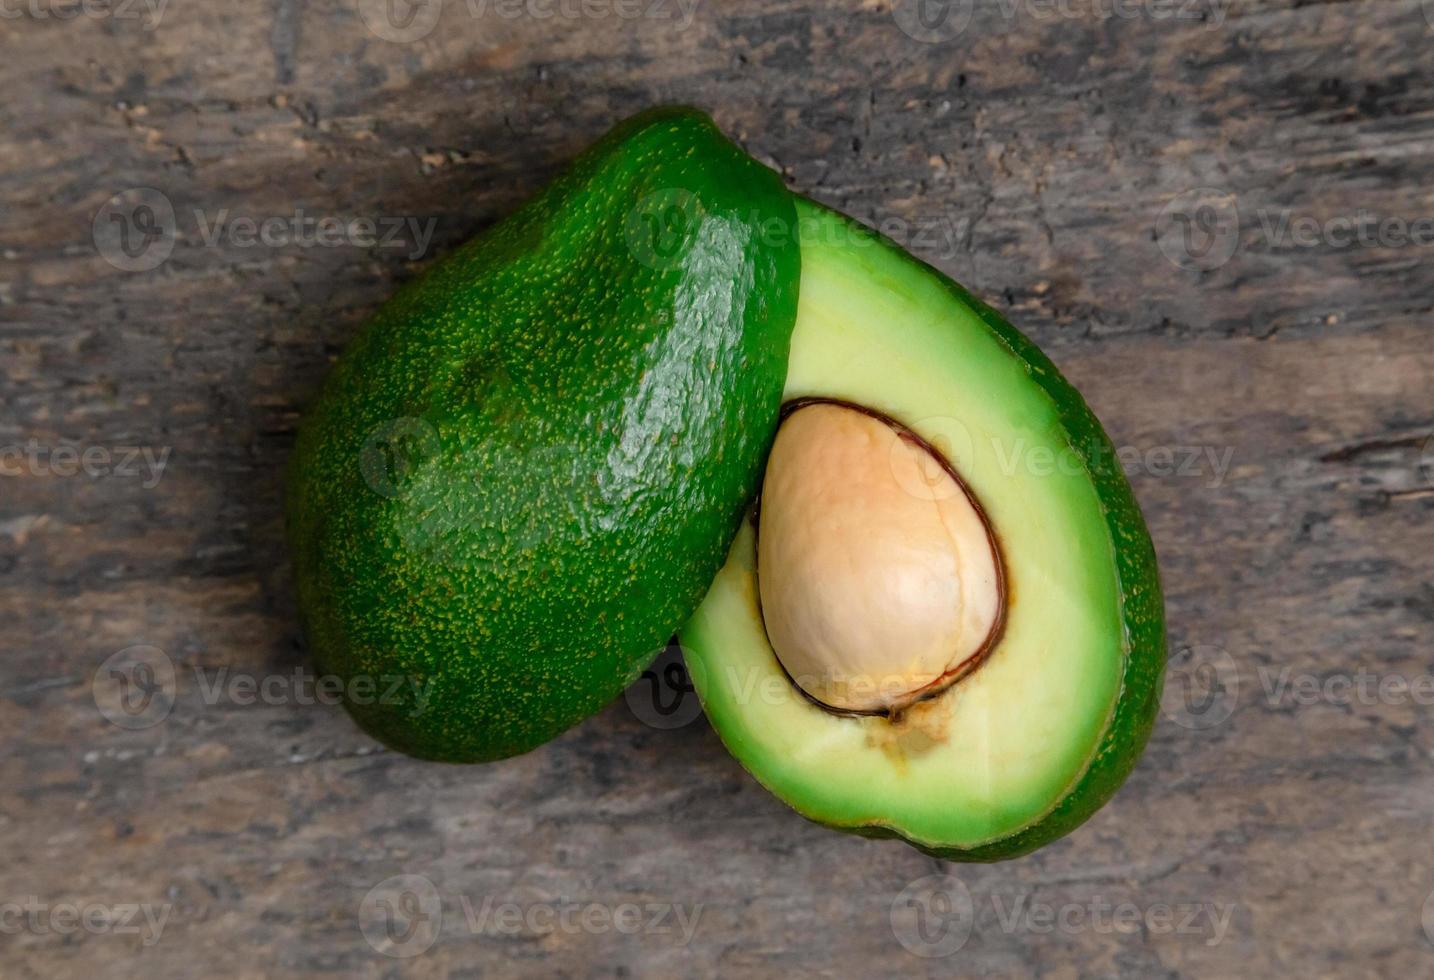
[2,0,1433,976]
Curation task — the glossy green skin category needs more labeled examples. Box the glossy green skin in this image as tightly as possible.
[287,107,800,762]
[689,199,1165,861]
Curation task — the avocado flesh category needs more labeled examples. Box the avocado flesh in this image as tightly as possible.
[681,197,1164,860]
[286,108,800,763]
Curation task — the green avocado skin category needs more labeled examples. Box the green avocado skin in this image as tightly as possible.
[286,107,800,763]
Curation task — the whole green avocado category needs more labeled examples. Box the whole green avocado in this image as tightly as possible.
[286,107,800,762]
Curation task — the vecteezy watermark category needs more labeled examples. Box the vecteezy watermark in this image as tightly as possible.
[358,416,486,570]
[624,640,704,730]
[0,0,168,29]
[92,187,176,272]
[458,895,703,942]
[825,212,967,261]
[624,188,704,271]
[357,416,587,571]
[94,188,438,272]
[643,641,1256,732]
[360,875,443,959]
[623,191,973,270]
[92,646,435,730]
[984,435,1235,488]
[1155,187,1241,272]
[0,897,172,946]
[0,441,171,488]
[358,874,704,958]
[93,646,177,730]
[890,875,1234,956]
[1258,668,1434,709]
[360,417,443,500]
[985,893,1235,946]
[1159,645,1434,730]
[890,874,975,957]
[886,415,1236,494]
[1250,209,1434,253]
[188,666,435,715]
[1157,187,1434,271]
[1160,644,1239,731]
[750,203,972,262]
[627,656,1028,729]
[358,0,700,43]
[892,0,1223,43]
[191,209,436,260]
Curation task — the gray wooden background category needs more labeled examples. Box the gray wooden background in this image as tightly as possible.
[3,0,1433,976]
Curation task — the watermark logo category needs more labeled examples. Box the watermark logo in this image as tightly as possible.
[624,188,703,271]
[360,417,442,499]
[459,895,703,941]
[889,415,976,503]
[893,0,1222,42]
[192,667,434,714]
[768,207,969,260]
[358,0,699,42]
[865,213,966,260]
[892,0,972,43]
[0,0,169,30]
[624,641,704,730]
[476,0,699,27]
[93,187,176,272]
[92,646,177,730]
[891,875,1236,957]
[1158,188,1434,271]
[92,647,435,729]
[890,874,975,957]
[0,897,172,946]
[357,417,583,572]
[1258,667,1434,709]
[988,893,1234,945]
[0,441,171,488]
[991,438,1235,488]
[359,417,494,571]
[192,208,436,260]
[887,420,1237,501]
[1252,209,1434,254]
[357,0,442,41]
[1160,644,1239,730]
[358,875,703,958]
[1155,186,1240,272]
[360,874,443,958]
[95,188,438,272]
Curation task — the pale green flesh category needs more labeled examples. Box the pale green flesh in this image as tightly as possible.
[681,204,1126,849]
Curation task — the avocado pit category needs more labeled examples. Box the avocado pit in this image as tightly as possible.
[756,399,1006,715]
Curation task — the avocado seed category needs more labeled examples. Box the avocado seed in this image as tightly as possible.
[756,399,1005,714]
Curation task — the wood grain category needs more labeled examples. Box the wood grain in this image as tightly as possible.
[2,0,1432,976]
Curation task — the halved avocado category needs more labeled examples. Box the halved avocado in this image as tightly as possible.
[680,197,1164,861]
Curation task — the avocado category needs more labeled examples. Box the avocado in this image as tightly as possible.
[680,197,1164,861]
[286,108,800,762]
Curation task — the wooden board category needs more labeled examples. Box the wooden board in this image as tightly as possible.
[2,1,1432,975]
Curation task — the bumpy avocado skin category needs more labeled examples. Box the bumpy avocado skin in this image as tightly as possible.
[286,107,800,762]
